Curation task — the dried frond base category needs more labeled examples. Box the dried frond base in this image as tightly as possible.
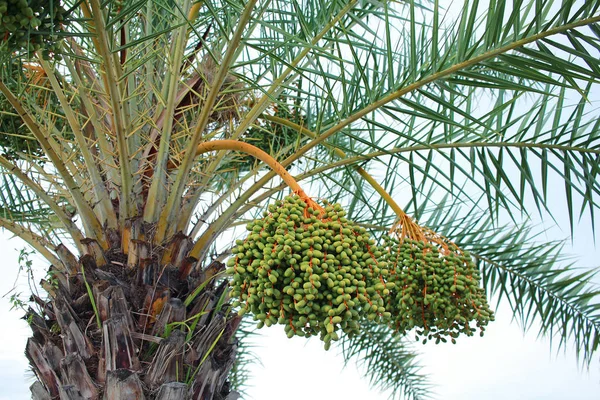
[26,240,240,400]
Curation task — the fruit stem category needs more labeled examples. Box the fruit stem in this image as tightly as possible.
[356,167,405,218]
[355,167,426,240]
[195,139,315,205]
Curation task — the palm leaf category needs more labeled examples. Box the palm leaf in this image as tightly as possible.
[424,207,600,366]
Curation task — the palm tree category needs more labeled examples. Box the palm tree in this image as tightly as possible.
[1,0,600,398]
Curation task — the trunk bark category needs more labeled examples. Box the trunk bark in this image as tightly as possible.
[25,233,240,399]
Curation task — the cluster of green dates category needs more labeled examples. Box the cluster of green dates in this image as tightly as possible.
[383,236,494,344]
[227,195,494,349]
[228,195,390,350]
[0,0,70,58]
[109,0,124,18]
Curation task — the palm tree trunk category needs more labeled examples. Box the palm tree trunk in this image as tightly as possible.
[25,230,240,400]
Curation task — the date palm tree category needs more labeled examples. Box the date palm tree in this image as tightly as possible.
[1,0,600,399]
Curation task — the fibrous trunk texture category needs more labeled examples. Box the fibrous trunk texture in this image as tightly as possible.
[25,227,240,400]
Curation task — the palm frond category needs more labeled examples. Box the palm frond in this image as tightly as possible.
[425,208,600,366]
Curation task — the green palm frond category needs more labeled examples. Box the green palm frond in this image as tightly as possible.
[418,205,600,366]
[197,0,600,246]
[0,168,53,223]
